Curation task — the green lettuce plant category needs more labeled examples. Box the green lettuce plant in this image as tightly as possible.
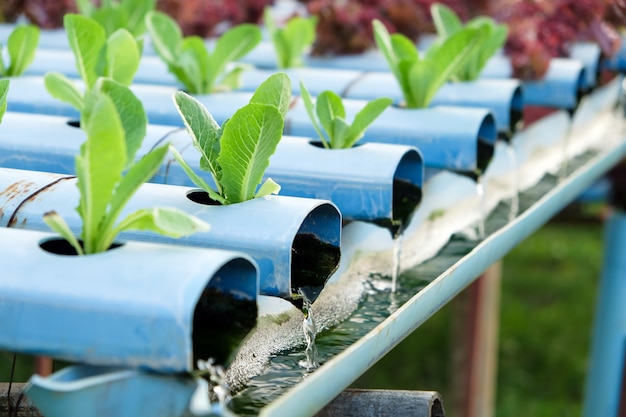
[299,81,392,149]
[146,11,261,94]
[44,14,142,113]
[0,79,8,122]
[264,8,317,68]
[373,18,487,108]
[75,0,155,37]
[169,73,291,205]
[431,3,508,81]
[43,78,209,255]
[0,24,39,77]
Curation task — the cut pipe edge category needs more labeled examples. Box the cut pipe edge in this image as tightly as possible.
[0,227,258,372]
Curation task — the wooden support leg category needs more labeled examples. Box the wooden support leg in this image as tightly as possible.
[449,261,501,417]
[33,357,52,377]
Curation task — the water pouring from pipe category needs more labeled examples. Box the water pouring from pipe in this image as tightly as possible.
[298,289,319,371]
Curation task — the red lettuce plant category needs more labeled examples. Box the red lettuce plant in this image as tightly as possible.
[301,0,486,56]
[489,0,622,80]
[0,0,76,27]
[155,0,272,36]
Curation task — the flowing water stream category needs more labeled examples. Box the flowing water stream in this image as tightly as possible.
[298,292,319,371]
[476,176,486,240]
[506,144,520,221]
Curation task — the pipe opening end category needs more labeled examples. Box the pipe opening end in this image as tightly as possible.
[508,86,524,139]
[192,258,258,368]
[575,67,590,110]
[387,149,423,237]
[431,398,445,417]
[289,203,341,310]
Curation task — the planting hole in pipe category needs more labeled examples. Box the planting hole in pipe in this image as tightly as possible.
[39,237,123,255]
[185,190,221,206]
[192,258,258,367]
[290,203,341,310]
[66,120,80,128]
[308,140,364,149]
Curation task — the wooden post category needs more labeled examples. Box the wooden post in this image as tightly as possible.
[449,261,501,417]
[33,357,52,377]
[315,389,444,417]
[0,383,42,417]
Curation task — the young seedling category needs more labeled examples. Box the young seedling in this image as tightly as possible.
[44,14,142,113]
[299,80,392,149]
[146,11,261,94]
[0,24,39,77]
[0,79,9,122]
[169,73,292,205]
[43,78,209,255]
[431,3,508,81]
[373,18,487,108]
[264,7,317,68]
[75,0,155,37]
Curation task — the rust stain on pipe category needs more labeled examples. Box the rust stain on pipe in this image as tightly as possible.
[5,176,75,228]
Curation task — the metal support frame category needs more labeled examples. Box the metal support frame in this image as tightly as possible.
[583,209,626,417]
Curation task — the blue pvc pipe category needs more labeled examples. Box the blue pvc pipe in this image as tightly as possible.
[0,167,341,300]
[0,227,258,372]
[165,134,423,223]
[26,365,200,417]
[5,77,494,173]
[570,42,602,90]
[482,56,587,109]
[0,111,176,174]
[0,111,419,224]
[582,210,626,417]
[343,72,522,136]
[23,48,179,87]
[266,138,423,224]
[287,99,496,174]
[6,76,80,118]
[239,66,365,97]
